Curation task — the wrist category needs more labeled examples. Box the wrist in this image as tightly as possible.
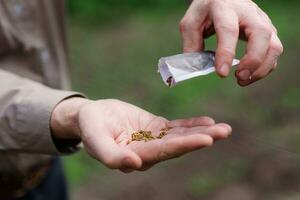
[51,97,91,140]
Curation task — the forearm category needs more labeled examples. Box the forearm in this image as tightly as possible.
[0,69,84,154]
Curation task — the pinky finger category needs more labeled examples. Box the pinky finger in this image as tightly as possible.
[238,33,283,86]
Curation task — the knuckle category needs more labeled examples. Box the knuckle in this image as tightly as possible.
[257,23,271,32]
[270,43,284,56]
[256,24,272,37]
[218,47,235,58]
[179,18,199,33]
[216,24,239,36]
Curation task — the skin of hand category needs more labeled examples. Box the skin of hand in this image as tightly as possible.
[51,97,231,172]
[180,0,284,86]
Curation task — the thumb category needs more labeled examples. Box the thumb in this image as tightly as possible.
[84,133,142,170]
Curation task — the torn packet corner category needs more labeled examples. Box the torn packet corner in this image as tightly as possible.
[158,51,240,87]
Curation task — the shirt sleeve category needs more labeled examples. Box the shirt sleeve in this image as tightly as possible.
[0,69,84,154]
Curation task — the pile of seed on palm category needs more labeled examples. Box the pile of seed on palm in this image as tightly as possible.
[131,128,170,142]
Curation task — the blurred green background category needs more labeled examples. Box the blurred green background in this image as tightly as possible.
[63,1,300,199]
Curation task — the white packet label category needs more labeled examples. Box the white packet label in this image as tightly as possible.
[158,51,240,87]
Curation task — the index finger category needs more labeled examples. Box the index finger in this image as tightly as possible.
[213,6,239,77]
[179,1,209,52]
[131,123,231,164]
[131,131,214,164]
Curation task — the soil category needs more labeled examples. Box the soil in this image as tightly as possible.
[71,49,300,200]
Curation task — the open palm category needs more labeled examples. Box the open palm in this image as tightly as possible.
[78,99,231,172]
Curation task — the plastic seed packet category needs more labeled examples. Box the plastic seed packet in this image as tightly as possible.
[158,51,240,87]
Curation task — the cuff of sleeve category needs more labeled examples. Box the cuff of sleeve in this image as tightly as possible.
[16,87,85,155]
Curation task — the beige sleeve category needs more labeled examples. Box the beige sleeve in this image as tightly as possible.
[0,69,84,154]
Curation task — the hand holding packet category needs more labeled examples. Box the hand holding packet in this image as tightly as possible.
[158,51,240,87]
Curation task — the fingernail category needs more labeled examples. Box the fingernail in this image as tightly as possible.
[219,64,230,77]
[238,69,251,81]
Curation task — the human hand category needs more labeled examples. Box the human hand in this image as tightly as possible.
[51,98,231,172]
[180,0,283,86]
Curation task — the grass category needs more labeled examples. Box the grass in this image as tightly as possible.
[187,154,248,197]
[63,2,300,195]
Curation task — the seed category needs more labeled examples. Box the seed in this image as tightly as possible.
[160,127,171,132]
[130,127,170,143]
[157,127,171,139]
[157,131,166,139]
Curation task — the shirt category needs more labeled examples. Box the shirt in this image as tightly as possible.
[0,0,83,196]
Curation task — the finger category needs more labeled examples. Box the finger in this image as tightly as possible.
[179,1,208,52]
[167,116,215,128]
[134,134,214,164]
[213,6,239,77]
[236,23,272,81]
[167,123,232,140]
[180,21,205,52]
[238,33,283,86]
[130,123,231,165]
[85,132,142,170]
[251,33,283,82]
[161,134,214,160]
[190,123,232,140]
[257,8,278,34]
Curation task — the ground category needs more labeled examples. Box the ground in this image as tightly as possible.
[63,4,300,200]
